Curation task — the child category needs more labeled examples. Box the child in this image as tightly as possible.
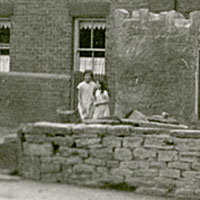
[77,70,97,120]
[93,80,110,119]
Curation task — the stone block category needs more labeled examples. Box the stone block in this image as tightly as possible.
[106,160,119,168]
[114,9,129,29]
[125,177,154,187]
[73,164,95,174]
[52,156,68,165]
[154,177,177,189]
[102,136,122,148]
[85,158,106,166]
[158,150,178,162]
[168,162,190,170]
[69,173,92,184]
[110,167,133,178]
[46,136,74,147]
[175,138,200,151]
[32,123,73,136]
[96,167,109,174]
[25,135,46,144]
[88,144,103,149]
[123,137,143,148]
[62,165,73,175]
[64,156,83,165]
[73,124,107,136]
[192,163,200,170]
[41,162,60,173]
[136,187,168,196]
[41,173,62,183]
[144,135,174,150]
[182,171,200,179]
[90,148,113,159]
[179,151,200,162]
[115,148,132,160]
[120,161,140,170]
[20,156,41,180]
[58,147,70,157]
[86,124,108,135]
[149,161,166,169]
[107,125,132,136]
[132,169,158,177]
[23,143,52,156]
[134,148,156,159]
[175,188,197,199]
[75,138,101,148]
[95,173,124,185]
[160,169,180,178]
[59,148,88,158]
[72,124,88,134]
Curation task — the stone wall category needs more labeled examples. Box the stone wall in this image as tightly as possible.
[19,122,200,199]
[0,72,70,127]
[113,9,200,123]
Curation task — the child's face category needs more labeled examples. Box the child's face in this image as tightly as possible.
[84,73,92,83]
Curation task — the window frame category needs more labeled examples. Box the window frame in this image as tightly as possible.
[0,18,10,72]
[73,18,106,72]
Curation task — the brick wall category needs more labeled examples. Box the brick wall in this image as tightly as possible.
[0,0,13,17]
[0,72,70,127]
[10,0,73,74]
[18,122,200,199]
[113,9,199,123]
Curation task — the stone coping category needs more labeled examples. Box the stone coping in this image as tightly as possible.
[19,121,200,138]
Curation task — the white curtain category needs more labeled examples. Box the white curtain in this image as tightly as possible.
[0,21,10,29]
[0,56,10,72]
[80,57,105,75]
[80,22,106,30]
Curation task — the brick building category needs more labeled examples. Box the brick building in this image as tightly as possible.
[1,0,200,127]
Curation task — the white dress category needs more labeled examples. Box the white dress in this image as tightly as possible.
[77,81,96,119]
[93,90,110,119]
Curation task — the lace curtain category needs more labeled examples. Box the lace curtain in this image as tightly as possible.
[79,57,105,75]
[0,56,10,72]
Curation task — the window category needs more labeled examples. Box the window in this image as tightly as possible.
[74,18,106,75]
[0,18,10,72]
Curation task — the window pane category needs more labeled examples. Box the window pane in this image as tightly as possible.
[93,28,105,48]
[0,28,10,43]
[0,49,9,55]
[94,52,105,58]
[80,51,92,57]
[79,28,91,48]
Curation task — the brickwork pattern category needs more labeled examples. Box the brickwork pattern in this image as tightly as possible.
[18,122,200,199]
[0,72,70,127]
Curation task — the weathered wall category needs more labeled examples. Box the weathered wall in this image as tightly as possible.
[2,0,200,125]
[0,72,70,127]
[18,122,200,199]
[113,9,200,123]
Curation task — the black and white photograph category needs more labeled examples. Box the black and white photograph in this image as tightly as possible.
[0,0,200,199]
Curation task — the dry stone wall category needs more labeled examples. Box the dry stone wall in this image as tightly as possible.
[113,9,200,123]
[18,122,200,199]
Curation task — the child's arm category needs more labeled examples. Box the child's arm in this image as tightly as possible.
[77,86,86,114]
[95,91,109,106]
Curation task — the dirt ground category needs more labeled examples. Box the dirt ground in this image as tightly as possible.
[0,178,175,200]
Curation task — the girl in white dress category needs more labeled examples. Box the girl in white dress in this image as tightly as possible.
[93,80,110,119]
[77,70,97,120]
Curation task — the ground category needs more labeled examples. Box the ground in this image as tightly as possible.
[0,177,175,200]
